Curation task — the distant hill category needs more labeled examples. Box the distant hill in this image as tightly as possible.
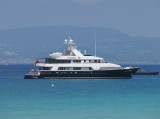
[0,25,160,64]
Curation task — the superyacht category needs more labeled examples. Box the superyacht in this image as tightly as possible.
[24,38,139,79]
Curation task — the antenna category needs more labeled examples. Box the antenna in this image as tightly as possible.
[94,29,97,56]
[68,32,72,39]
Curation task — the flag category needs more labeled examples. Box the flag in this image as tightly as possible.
[35,60,39,66]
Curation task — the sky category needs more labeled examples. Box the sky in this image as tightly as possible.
[0,0,160,37]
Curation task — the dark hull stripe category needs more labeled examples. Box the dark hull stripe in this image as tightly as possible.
[24,68,139,79]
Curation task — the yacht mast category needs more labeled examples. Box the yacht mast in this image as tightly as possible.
[94,29,97,56]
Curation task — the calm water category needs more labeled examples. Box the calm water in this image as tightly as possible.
[0,64,160,119]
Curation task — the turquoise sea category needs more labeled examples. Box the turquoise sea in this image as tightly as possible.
[0,64,160,119]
